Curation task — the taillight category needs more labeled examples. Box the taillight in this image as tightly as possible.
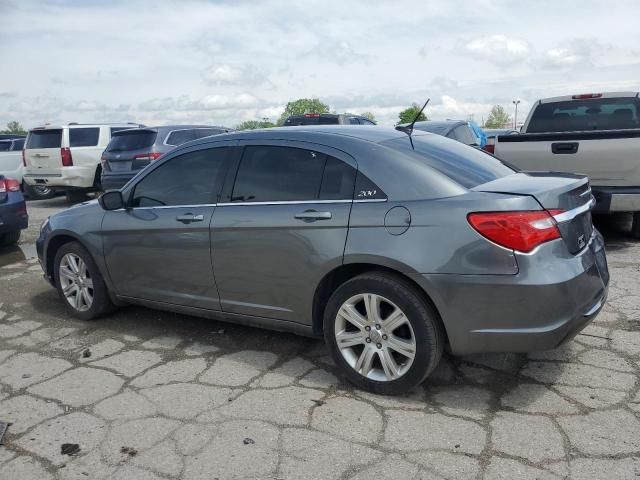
[482,144,495,154]
[133,152,163,161]
[572,93,602,99]
[0,177,21,193]
[22,149,26,167]
[61,147,73,166]
[467,210,562,253]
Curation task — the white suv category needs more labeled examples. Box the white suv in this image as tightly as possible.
[23,123,142,200]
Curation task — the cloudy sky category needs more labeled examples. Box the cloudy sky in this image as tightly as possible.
[1,0,639,129]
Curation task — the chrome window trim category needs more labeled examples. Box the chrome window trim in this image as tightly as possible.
[130,204,218,211]
[122,198,388,210]
[553,197,596,223]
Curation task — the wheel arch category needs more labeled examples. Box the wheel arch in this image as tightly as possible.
[44,232,85,282]
[311,262,450,348]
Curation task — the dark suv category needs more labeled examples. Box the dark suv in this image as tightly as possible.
[100,125,233,190]
[284,113,377,126]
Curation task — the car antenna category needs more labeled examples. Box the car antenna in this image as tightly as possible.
[395,99,430,149]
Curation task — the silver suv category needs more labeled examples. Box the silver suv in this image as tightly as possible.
[37,126,609,394]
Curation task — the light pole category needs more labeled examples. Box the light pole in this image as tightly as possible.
[512,100,521,129]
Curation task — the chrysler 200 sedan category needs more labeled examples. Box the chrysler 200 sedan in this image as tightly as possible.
[36,126,609,394]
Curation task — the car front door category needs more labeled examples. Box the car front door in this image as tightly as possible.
[102,145,237,309]
[211,141,357,325]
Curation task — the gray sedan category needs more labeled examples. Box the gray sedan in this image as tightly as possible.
[36,126,609,394]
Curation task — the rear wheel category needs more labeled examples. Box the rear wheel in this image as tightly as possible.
[54,242,116,320]
[0,230,21,247]
[23,182,55,200]
[324,272,444,395]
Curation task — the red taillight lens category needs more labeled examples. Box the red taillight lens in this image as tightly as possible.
[22,149,26,167]
[482,144,495,154]
[571,93,602,99]
[467,211,561,253]
[133,152,163,161]
[61,147,73,166]
[0,178,20,193]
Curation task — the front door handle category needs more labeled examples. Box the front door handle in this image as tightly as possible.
[176,213,204,223]
[294,210,332,221]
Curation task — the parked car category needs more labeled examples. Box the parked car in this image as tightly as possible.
[284,113,377,126]
[0,136,56,200]
[23,123,143,202]
[494,92,640,237]
[37,126,608,394]
[408,120,481,147]
[100,125,233,190]
[0,175,28,247]
[483,128,518,154]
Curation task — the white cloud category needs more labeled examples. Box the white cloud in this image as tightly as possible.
[465,35,529,64]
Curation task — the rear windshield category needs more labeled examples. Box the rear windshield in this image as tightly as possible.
[383,134,515,188]
[284,115,340,126]
[26,129,62,149]
[69,127,100,147]
[107,130,157,152]
[528,98,640,133]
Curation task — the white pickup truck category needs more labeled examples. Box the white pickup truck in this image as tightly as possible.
[495,92,640,237]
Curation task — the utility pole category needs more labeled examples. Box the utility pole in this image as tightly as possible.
[512,100,521,129]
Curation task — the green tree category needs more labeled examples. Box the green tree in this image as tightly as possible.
[0,121,27,135]
[360,111,376,122]
[484,105,511,128]
[277,98,330,125]
[235,119,276,130]
[398,103,428,124]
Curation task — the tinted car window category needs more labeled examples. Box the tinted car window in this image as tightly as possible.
[360,119,376,125]
[349,117,361,125]
[26,130,62,149]
[0,142,10,152]
[232,146,328,202]
[69,128,100,147]
[320,157,356,200]
[383,134,514,188]
[452,125,478,145]
[284,115,340,126]
[107,131,157,152]
[166,129,196,146]
[12,139,25,150]
[528,98,640,132]
[194,128,225,139]
[131,147,234,207]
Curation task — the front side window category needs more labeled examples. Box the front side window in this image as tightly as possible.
[131,147,234,207]
[165,129,196,146]
[69,128,100,147]
[231,146,356,202]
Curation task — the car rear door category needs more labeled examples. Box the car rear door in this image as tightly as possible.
[102,144,238,309]
[210,141,356,324]
[24,129,63,173]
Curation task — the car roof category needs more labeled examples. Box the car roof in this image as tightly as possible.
[538,92,639,104]
[29,123,143,131]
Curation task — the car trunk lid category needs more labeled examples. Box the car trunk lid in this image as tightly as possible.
[25,129,63,170]
[473,172,594,254]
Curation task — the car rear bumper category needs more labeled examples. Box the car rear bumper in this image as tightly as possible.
[412,230,609,355]
[100,172,136,190]
[592,186,640,212]
[0,193,28,233]
[24,165,96,189]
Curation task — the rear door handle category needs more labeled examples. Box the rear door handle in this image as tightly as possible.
[551,142,579,154]
[176,214,204,223]
[294,210,332,221]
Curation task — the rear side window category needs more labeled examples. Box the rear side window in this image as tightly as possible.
[383,135,514,188]
[26,130,62,149]
[195,128,225,139]
[166,129,196,146]
[284,116,340,126]
[107,131,157,152]
[131,147,234,207]
[69,128,100,147]
[231,146,355,202]
[12,139,25,150]
[528,98,640,132]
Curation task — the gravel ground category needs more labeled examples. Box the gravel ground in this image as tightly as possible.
[0,197,638,479]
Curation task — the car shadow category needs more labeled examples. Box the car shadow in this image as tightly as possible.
[594,213,637,251]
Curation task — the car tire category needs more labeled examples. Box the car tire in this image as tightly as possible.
[23,182,55,200]
[0,230,21,247]
[65,189,89,203]
[54,241,116,320]
[323,272,444,395]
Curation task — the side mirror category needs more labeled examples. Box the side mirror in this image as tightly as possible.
[99,190,125,211]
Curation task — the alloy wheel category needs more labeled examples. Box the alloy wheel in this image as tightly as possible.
[58,253,94,312]
[334,293,416,381]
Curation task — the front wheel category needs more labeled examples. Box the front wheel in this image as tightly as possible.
[54,241,116,320]
[324,272,444,395]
